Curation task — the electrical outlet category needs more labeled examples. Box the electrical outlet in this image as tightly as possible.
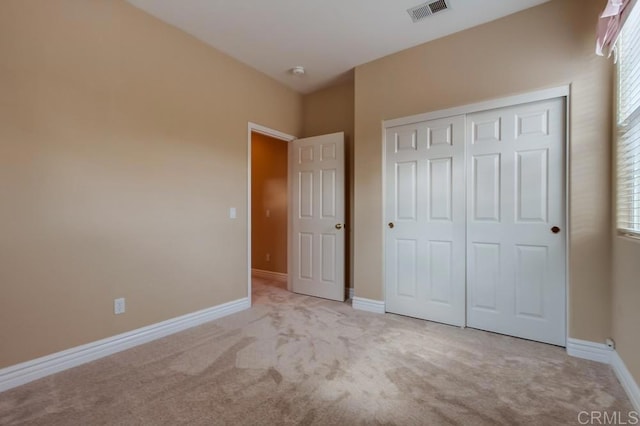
[266,253,270,262]
[114,298,126,315]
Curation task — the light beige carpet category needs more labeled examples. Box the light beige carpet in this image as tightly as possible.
[0,279,633,425]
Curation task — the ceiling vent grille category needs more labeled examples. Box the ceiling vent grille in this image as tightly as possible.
[407,0,450,23]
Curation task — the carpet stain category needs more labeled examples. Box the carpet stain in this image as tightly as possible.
[268,367,283,385]
[325,360,341,380]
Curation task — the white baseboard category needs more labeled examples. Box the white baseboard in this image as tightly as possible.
[567,338,639,411]
[347,288,354,300]
[612,350,640,412]
[566,338,613,364]
[352,297,385,314]
[251,268,288,283]
[0,297,250,393]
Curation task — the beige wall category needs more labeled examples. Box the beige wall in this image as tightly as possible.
[302,79,355,288]
[251,133,288,274]
[353,0,613,343]
[612,238,640,383]
[0,0,301,368]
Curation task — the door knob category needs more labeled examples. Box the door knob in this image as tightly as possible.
[335,224,344,230]
[551,226,561,234]
[388,222,395,229]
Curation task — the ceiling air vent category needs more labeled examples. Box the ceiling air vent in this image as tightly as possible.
[407,0,450,23]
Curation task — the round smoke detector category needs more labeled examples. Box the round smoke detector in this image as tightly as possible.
[291,66,306,76]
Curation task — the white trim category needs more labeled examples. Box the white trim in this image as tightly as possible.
[612,350,640,412]
[564,87,572,348]
[383,86,570,128]
[567,340,640,410]
[352,297,386,314]
[251,268,288,283]
[347,287,354,299]
[566,338,613,364]
[247,122,297,300]
[0,297,249,393]
[381,119,388,312]
[249,122,296,142]
[287,138,293,294]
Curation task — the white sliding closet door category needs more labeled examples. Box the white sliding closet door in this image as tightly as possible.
[466,98,566,346]
[384,96,567,346]
[385,116,466,326]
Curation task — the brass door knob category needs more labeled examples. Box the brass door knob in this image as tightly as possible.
[551,226,561,234]
[388,222,395,229]
[335,224,343,230]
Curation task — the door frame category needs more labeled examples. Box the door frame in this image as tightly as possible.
[381,85,571,345]
[247,122,296,304]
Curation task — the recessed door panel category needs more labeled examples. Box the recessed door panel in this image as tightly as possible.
[516,110,549,138]
[470,243,500,311]
[515,245,547,318]
[429,241,452,304]
[299,172,313,218]
[321,143,337,161]
[429,125,452,147]
[472,118,501,144]
[429,158,452,221]
[299,146,314,164]
[396,161,418,221]
[321,234,336,283]
[299,233,313,279]
[395,129,418,152]
[321,169,336,218]
[473,154,501,222]
[516,149,548,223]
[396,239,418,298]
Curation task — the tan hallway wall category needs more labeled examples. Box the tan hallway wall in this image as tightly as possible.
[0,0,302,368]
[302,79,355,289]
[251,133,288,274]
[353,0,613,344]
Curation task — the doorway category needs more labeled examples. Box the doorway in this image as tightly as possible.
[247,123,296,302]
[251,130,289,291]
[248,123,347,304]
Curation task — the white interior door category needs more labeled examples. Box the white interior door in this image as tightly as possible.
[290,132,345,301]
[466,98,566,346]
[385,116,466,326]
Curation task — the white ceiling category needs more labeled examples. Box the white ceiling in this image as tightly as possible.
[127,0,551,94]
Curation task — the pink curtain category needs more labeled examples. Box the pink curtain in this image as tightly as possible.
[596,0,633,57]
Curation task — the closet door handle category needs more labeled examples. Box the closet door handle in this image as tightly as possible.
[551,226,561,234]
[388,222,395,229]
